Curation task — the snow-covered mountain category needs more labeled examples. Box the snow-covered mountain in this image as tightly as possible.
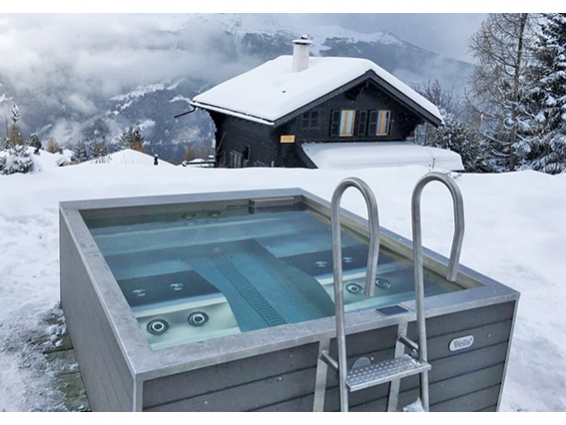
[0,14,473,162]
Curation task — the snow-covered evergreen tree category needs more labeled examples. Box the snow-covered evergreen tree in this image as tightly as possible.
[421,111,490,172]
[7,104,25,147]
[467,14,535,171]
[525,13,566,174]
[28,134,42,152]
[75,140,90,162]
[118,126,146,153]
[0,104,34,175]
[0,144,33,175]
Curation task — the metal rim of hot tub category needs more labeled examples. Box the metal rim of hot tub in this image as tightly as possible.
[59,187,520,412]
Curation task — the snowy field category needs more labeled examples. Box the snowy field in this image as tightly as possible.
[0,150,565,411]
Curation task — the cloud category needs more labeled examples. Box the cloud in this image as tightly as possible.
[0,13,484,146]
[292,13,486,62]
[0,14,256,96]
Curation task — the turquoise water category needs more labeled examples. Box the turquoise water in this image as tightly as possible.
[84,205,461,349]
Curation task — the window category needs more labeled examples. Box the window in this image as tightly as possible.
[339,110,356,137]
[229,150,243,168]
[368,110,391,136]
[377,110,391,135]
[300,110,319,130]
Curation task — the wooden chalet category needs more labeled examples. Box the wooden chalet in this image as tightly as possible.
[191,36,462,170]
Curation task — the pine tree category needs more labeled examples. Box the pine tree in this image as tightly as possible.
[8,104,25,147]
[0,104,33,174]
[119,126,146,153]
[525,13,566,174]
[75,140,90,162]
[28,134,42,150]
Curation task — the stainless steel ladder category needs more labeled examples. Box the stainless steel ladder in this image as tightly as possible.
[313,172,465,412]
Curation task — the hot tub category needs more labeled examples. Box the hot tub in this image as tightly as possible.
[59,187,519,412]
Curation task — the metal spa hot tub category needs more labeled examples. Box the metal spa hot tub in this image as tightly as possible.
[59,182,519,412]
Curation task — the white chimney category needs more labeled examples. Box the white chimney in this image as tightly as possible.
[292,35,312,73]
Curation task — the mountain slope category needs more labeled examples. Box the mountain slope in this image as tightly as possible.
[0,14,472,162]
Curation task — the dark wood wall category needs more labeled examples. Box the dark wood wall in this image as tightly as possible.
[211,111,276,168]
[211,79,424,169]
[285,81,422,143]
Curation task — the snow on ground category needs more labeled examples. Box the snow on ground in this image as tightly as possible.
[84,149,175,167]
[0,157,565,411]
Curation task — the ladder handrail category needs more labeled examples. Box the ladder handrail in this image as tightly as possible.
[411,171,465,411]
[331,177,381,412]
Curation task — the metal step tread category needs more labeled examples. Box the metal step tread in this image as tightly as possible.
[346,354,431,392]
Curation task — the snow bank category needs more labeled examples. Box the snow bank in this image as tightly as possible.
[192,55,442,124]
[83,149,175,167]
[302,142,464,171]
[0,163,565,411]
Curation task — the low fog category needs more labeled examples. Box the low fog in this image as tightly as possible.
[0,14,258,99]
[0,13,484,153]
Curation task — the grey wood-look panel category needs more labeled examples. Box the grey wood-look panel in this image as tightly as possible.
[349,364,504,412]
[143,302,514,411]
[252,342,508,412]
[144,301,515,410]
[77,255,134,401]
[143,342,320,407]
[144,320,510,412]
[61,216,133,412]
[61,219,120,411]
[411,301,515,339]
[430,386,501,412]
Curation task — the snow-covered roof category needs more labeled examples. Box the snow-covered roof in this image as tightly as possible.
[301,142,464,171]
[192,56,443,126]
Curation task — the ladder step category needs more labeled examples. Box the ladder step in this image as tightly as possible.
[347,354,431,392]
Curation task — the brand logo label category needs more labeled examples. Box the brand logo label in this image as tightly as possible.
[449,335,474,352]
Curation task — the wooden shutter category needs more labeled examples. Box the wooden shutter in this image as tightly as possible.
[300,112,310,129]
[356,110,368,136]
[368,110,378,135]
[311,110,319,129]
[330,110,341,137]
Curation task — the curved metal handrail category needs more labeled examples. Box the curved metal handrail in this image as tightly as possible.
[331,177,381,412]
[411,171,465,411]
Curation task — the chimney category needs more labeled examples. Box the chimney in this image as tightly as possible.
[292,35,312,73]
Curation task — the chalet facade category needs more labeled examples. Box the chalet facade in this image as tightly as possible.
[191,37,460,170]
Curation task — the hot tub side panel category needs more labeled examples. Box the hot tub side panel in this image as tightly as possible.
[60,211,135,412]
[142,301,515,412]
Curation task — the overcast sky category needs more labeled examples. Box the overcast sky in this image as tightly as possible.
[294,14,487,62]
[0,13,488,105]
[0,13,488,143]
